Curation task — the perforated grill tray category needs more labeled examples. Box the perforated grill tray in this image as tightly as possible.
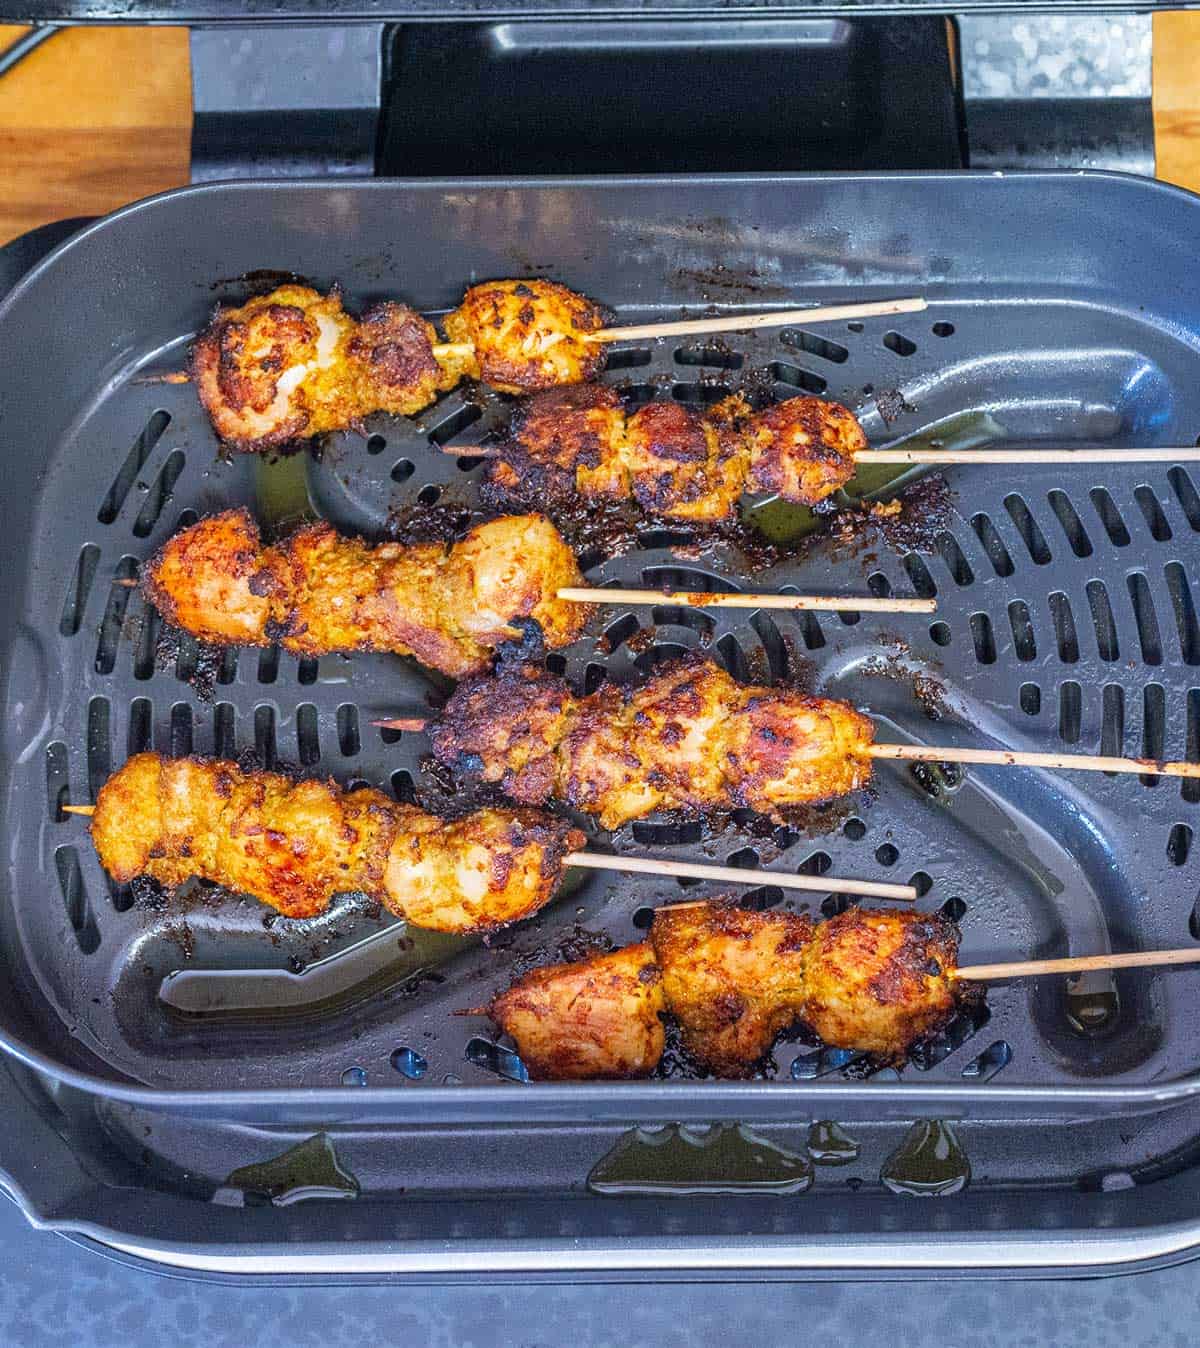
[3,174,1200,1123]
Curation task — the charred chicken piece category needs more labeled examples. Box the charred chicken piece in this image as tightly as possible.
[800,907,960,1060]
[743,395,864,504]
[430,657,876,829]
[90,752,583,930]
[443,279,609,393]
[191,285,465,452]
[142,508,586,679]
[649,903,811,1077]
[489,943,666,1080]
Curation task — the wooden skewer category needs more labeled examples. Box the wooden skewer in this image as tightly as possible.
[565,852,915,901]
[868,743,1200,779]
[857,447,1200,466]
[555,587,935,614]
[370,716,428,732]
[132,371,191,385]
[580,297,927,345]
[58,805,911,901]
[957,948,1200,982]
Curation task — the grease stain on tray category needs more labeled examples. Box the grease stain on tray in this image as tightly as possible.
[881,1120,970,1196]
[587,1123,813,1195]
[807,1120,860,1165]
[214,1133,359,1207]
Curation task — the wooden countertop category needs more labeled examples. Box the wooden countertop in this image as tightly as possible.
[0,24,191,246]
[0,13,1198,247]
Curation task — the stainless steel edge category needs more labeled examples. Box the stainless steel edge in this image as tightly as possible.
[78,1224,1200,1275]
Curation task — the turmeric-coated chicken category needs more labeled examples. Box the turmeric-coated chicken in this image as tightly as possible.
[489,943,666,1080]
[142,508,586,678]
[488,903,963,1080]
[89,752,584,930]
[443,279,609,393]
[484,386,864,520]
[191,285,468,452]
[430,656,876,829]
[800,906,960,1058]
[191,279,608,451]
[649,903,812,1077]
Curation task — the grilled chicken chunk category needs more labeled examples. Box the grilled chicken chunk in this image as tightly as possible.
[489,943,666,1080]
[650,903,811,1077]
[191,280,608,451]
[90,752,583,930]
[142,509,586,678]
[431,657,876,829]
[801,907,960,1060]
[443,279,608,393]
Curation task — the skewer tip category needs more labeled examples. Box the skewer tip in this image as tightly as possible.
[61,804,95,817]
[133,371,191,385]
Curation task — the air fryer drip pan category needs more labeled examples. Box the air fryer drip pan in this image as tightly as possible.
[2,174,1200,1123]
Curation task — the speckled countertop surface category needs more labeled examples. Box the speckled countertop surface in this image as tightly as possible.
[1,1196,1196,1348]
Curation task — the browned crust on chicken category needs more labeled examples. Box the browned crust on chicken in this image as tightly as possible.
[744,396,863,504]
[431,656,875,829]
[485,390,864,520]
[142,508,586,679]
[490,903,963,1080]
[801,908,960,1061]
[444,279,608,393]
[623,402,749,521]
[650,903,812,1077]
[428,660,578,803]
[489,943,665,1080]
[190,285,464,453]
[90,752,583,931]
[347,301,450,416]
[483,384,626,512]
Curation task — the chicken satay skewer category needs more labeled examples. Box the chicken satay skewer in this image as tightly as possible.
[372,674,1197,787]
[453,410,1200,481]
[62,788,917,905]
[485,902,1200,1081]
[130,508,588,680]
[473,388,1200,524]
[117,566,937,614]
[149,295,929,387]
[121,512,935,664]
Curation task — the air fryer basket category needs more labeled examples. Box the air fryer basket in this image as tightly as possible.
[2,173,1200,1123]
